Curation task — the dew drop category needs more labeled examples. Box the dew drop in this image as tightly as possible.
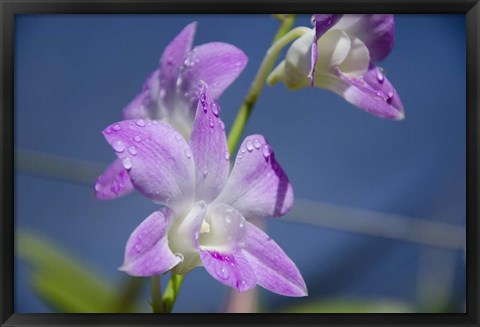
[133,135,141,142]
[200,93,206,104]
[219,120,225,130]
[94,182,102,192]
[376,68,384,83]
[134,244,142,253]
[128,146,137,155]
[202,168,208,177]
[122,157,132,170]
[209,117,215,128]
[112,123,121,131]
[185,149,192,159]
[246,141,254,152]
[214,261,230,280]
[253,138,261,149]
[135,119,146,127]
[175,134,182,141]
[240,146,246,154]
[211,103,219,116]
[175,253,185,262]
[202,104,208,113]
[112,140,125,153]
[386,91,394,103]
[224,151,230,161]
[159,88,166,98]
[262,144,271,158]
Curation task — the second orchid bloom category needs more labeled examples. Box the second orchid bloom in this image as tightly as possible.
[268,14,405,120]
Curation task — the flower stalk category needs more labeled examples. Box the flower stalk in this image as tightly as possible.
[227,17,306,154]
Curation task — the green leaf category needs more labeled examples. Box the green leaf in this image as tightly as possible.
[280,298,415,313]
[16,229,143,313]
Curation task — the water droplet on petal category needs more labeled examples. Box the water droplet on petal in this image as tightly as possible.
[112,124,121,131]
[387,91,394,103]
[175,134,182,141]
[203,168,208,177]
[128,146,137,155]
[133,135,141,142]
[246,141,254,152]
[94,182,102,192]
[376,68,384,83]
[211,103,219,116]
[112,140,125,153]
[253,138,261,149]
[209,117,215,128]
[219,120,225,130]
[134,244,142,253]
[200,93,206,104]
[240,146,246,154]
[262,144,271,158]
[159,88,166,98]
[176,77,183,88]
[224,151,230,161]
[175,253,184,262]
[135,119,146,127]
[214,261,230,280]
[122,157,132,170]
[185,149,192,159]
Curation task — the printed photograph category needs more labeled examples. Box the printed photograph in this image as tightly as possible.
[14,14,466,313]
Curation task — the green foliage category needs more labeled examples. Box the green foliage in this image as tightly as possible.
[280,298,415,313]
[16,230,144,313]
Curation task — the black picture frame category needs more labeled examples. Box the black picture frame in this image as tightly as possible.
[1,1,478,326]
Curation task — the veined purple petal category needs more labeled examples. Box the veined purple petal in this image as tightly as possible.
[189,83,229,202]
[102,119,195,212]
[94,158,134,200]
[334,14,395,62]
[177,42,248,105]
[214,135,294,219]
[198,203,256,292]
[312,14,344,41]
[242,222,307,297]
[159,22,197,109]
[119,208,180,276]
[330,63,404,120]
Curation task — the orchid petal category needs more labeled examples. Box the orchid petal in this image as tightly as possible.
[320,63,404,120]
[310,14,344,84]
[122,70,161,120]
[214,135,293,219]
[94,158,134,200]
[189,83,229,202]
[334,14,395,62]
[168,201,207,274]
[102,119,195,212]
[119,208,180,277]
[243,222,307,297]
[177,42,248,104]
[159,22,197,109]
[198,203,256,292]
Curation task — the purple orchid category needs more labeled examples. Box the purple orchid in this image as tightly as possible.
[95,23,248,200]
[101,83,307,297]
[268,14,404,120]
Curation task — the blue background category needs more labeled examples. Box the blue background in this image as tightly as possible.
[14,14,466,312]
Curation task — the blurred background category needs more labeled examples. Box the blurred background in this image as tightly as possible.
[14,14,466,313]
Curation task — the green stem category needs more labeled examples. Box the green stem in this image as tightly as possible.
[162,273,185,313]
[151,275,164,313]
[226,21,309,154]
